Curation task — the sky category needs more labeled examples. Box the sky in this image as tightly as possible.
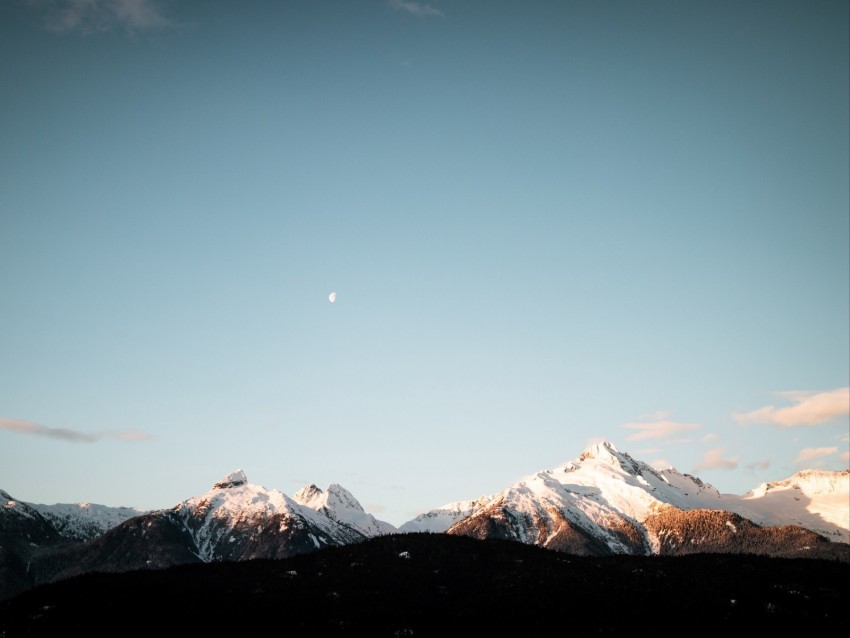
[1,0,848,528]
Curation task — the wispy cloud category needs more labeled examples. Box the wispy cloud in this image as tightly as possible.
[733,387,850,427]
[621,419,701,442]
[746,459,771,471]
[693,448,739,473]
[650,458,672,470]
[364,503,387,514]
[28,0,171,34]
[0,417,154,443]
[841,451,849,465]
[794,446,838,465]
[387,0,444,18]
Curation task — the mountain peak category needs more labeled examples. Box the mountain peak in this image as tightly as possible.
[293,484,324,508]
[291,482,396,536]
[326,484,365,514]
[578,440,621,462]
[747,468,850,498]
[292,484,366,514]
[213,470,248,490]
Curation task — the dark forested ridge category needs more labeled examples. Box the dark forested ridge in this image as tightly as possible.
[1,533,847,636]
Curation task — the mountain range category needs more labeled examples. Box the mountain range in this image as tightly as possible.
[2,441,848,602]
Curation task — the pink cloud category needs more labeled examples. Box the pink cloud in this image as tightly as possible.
[0,417,154,444]
[693,448,739,473]
[746,459,771,471]
[733,387,850,427]
[364,503,387,514]
[621,420,701,441]
[650,459,673,470]
[794,446,838,465]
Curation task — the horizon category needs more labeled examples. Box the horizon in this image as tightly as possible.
[1,0,848,529]
[3,436,847,528]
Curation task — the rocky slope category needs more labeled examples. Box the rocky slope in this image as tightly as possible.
[0,470,395,601]
[2,446,847,602]
[409,441,849,558]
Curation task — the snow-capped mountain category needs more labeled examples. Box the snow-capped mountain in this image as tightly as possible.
[29,502,147,542]
[2,490,141,538]
[0,489,66,556]
[2,488,147,545]
[399,496,492,533]
[727,469,849,543]
[170,469,396,562]
[0,471,395,601]
[292,482,397,537]
[2,447,848,603]
[406,441,849,557]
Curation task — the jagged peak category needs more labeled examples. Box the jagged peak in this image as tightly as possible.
[213,469,248,490]
[577,440,635,469]
[326,484,365,513]
[574,440,657,480]
[293,484,324,507]
[578,440,620,462]
[291,483,365,513]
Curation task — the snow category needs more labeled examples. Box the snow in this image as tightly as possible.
[728,469,850,542]
[212,469,248,489]
[292,483,397,537]
[2,491,38,520]
[168,470,397,561]
[2,487,145,539]
[399,496,493,533]
[399,440,850,547]
[33,502,146,539]
[4,442,846,563]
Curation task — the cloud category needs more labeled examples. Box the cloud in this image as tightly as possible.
[693,448,739,473]
[746,459,771,471]
[794,446,838,465]
[0,417,154,443]
[842,451,849,465]
[700,433,719,443]
[387,0,444,18]
[28,0,171,34]
[364,503,387,513]
[733,387,850,427]
[621,419,701,442]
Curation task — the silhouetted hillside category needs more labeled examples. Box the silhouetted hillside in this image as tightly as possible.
[1,533,847,636]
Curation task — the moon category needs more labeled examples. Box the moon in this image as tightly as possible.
[328,292,336,303]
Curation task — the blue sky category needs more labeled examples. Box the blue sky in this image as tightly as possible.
[1,0,848,526]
